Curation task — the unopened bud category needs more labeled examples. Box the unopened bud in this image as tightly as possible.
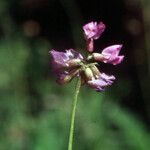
[84,67,94,80]
[90,65,100,78]
[57,69,79,84]
[93,53,104,60]
[92,53,110,62]
[57,74,72,85]
[66,59,82,67]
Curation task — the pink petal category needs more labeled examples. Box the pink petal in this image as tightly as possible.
[49,49,83,69]
[110,56,124,65]
[102,45,122,56]
[83,21,106,40]
[87,73,115,92]
[101,45,124,65]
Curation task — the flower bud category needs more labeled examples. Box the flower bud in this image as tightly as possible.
[57,69,79,85]
[57,74,73,85]
[92,53,109,62]
[84,67,94,81]
[66,58,82,67]
[90,65,100,78]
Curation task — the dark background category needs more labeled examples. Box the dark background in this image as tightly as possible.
[0,0,150,149]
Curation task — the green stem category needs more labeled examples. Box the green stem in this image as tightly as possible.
[68,77,81,150]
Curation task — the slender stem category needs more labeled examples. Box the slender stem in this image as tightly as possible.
[68,77,81,150]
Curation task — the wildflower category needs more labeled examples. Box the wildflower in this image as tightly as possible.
[88,45,124,65]
[50,21,125,150]
[49,21,124,92]
[50,49,83,85]
[50,49,83,68]
[101,45,124,65]
[87,73,115,91]
[83,21,106,52]
[83,21,105,40]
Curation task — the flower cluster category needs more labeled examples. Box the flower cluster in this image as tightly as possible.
[49,21,124,91]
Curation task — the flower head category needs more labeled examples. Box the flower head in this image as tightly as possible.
[83,21,105,40]
[49,21,124,92]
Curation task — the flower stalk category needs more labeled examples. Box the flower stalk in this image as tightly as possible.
[68,77,81,150]
[49,20,125,150]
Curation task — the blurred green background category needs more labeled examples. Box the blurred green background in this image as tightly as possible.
[0,0,150,149]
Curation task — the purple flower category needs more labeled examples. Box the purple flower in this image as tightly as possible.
[101,45,124,65]
[83,21,106,40]
[50,49,83,84]
[49,20,124,92]
[50,49,83,69]
[87,73,115,91]
[91,45,124,65]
